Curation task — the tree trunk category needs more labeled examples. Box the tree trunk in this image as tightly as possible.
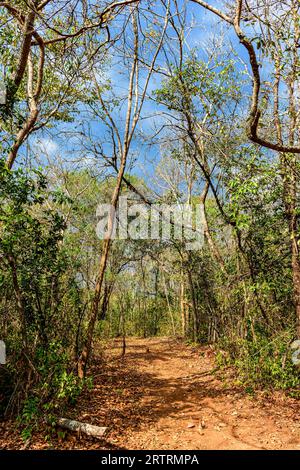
[163,274,176,336]
[199,181,226,271]
[187,267,198,342]
[180,267,187,337]
[77,10,139,378]
[57,418,107,438]
[120,304,126,357]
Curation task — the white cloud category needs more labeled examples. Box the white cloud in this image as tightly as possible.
[34,137,58,155]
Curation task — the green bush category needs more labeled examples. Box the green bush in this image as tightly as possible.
[219,332,300,396]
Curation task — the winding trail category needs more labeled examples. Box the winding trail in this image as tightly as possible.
[2,337,300,449]
[77,337,300,450]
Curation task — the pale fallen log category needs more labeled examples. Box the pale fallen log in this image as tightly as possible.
[57,418,107,438]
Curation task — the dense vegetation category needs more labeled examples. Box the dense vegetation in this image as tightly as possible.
[0,0,300,438]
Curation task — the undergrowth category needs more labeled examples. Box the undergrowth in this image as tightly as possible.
[216,331,300,397]
[16,341,93,442]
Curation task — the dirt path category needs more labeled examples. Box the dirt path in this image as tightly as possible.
[95,337,300,450]
[2,337,300,449]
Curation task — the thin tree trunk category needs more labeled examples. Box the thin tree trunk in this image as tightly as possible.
[120,302,126,357]
[77,11,139,378]
[187,267,198,342]
[180,266,186,337]
[199,181,226,271]
[163,274,176,336]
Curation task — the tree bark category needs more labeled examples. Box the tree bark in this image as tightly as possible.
[57,418,107,438]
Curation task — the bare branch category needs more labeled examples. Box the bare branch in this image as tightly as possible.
[191,0,233,24]
[192,0,300,153]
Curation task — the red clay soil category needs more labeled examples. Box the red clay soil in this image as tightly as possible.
[1,337,300,450]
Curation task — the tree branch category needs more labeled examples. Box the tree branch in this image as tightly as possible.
[192,0,300,153]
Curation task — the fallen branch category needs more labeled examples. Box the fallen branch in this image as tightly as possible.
[57,418,107,438]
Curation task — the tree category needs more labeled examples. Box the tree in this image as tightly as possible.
[191,0,300,337]
[77,2,170,377]
[0,0,139,169]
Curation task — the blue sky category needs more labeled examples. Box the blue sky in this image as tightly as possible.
[27,0,270,193]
